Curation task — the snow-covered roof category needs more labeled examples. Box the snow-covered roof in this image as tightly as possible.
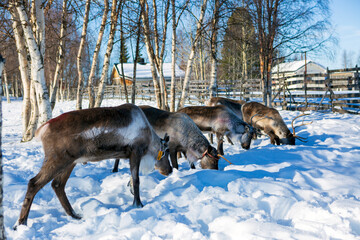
[271,60,326,75]
[114,63,185,79]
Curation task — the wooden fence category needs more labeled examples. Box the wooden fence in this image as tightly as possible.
[72,66,359,113]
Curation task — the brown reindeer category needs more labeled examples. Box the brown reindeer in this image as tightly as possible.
[207,97,247,144]
[178,105,255,155]
[242,102,310,145]
[14,104,172,229]
[113,106,219,171]
[207,97,246,116]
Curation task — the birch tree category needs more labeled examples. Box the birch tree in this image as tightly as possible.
[0,54,5,240]
[87,0,109,108]
[178,0,208,109]
[50,0,68,110]
[15,0,52,140]
[76,0,91,110]
[94,0,121,107]
[140,0,171,110]
[9,7,32,141]
[131,6,143,104]
[209,0,222,99]
[170,0,189,112]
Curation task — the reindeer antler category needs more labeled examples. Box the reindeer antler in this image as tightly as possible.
[291,113,312,142]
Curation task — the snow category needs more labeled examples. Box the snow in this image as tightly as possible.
[3,98,360,239]
[271,60,327,75]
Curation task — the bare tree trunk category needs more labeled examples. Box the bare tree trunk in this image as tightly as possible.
[3,69,10,103]
[178,0,207,109]
[209,0,220,99]
[76,0,91,110]
[16,0,51,128]
[0,55,5,240]
[140,0,162,108]
[95,0,120,107]
[10,9,31,140]
[131,8,142,104]
[140,0,170,109]
[22,82,39,142]
[88,0,109,108]
[170,0,177,112]
[50,0,67,110]
[119,1,129,103]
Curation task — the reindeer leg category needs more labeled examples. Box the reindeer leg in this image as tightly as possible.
[226,134,234,145]
[170,149,179,169]
[130,151,143,208]
[209,133,214,144]
[216,132,225,155]
[112,159,120,173]
[51,164,81,219]
[14,163,60,229]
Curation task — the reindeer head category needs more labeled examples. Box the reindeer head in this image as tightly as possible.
[200,145,219,170]
[154,133,172,176]
[239,124,255,150]
[289,113,312,145]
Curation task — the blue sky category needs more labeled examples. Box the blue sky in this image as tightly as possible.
[313,0,360,69]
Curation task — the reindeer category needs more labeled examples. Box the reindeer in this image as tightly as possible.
[207,97,247,144]
[14,104,172,229]
[113,106,219,171]
[242,102,310,145]
[207,97,246,117]
[178,105,255,155]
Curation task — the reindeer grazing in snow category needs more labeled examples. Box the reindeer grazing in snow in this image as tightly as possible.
[113,105,219,171]
[207,97,247,144]
[178,105,255,155]
[207,97,246,117]
[14,104,172,229]
[242,102,310,145]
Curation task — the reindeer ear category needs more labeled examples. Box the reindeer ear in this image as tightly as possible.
[163,133,170,143]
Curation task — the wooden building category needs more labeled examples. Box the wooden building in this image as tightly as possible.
[110,62,185,86]
[271,60,327,90]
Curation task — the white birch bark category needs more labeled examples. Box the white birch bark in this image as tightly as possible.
[16,0,51,126]
[94,0,120,108]
[3,69,10,103]
[209,0,220,99]
[88,0,109,108]
[76,0,91,110]
[10,9,31,140]
[50,0,67,110]
[140,0,162,108]
[0,55,5,240]
[170,0,176,112]
[178,0,208,109]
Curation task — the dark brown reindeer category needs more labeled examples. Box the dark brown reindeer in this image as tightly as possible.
[113,105,219,171]
[178,105,255,155]
[242,102,310,145]
[14,104,172,229]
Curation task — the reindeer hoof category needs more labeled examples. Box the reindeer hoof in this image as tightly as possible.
[69,211,82,220]
[133,201,143,208]
[13,220,25,231]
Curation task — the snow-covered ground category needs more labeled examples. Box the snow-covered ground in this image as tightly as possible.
[3,98,360,239]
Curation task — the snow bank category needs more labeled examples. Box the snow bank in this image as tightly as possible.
[2,98,360,239]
